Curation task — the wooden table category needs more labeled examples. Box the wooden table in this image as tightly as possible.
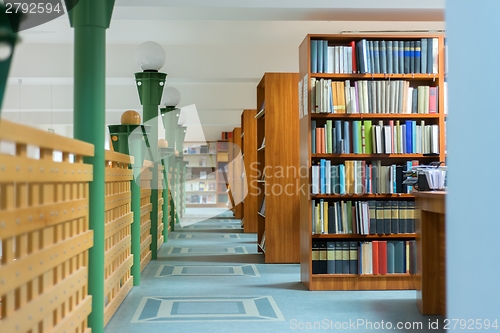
[415,191,446,316]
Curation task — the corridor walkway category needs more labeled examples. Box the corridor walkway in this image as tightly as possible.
[105,213,442,332]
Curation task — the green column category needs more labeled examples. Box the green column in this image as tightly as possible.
[135,72,166,259]
[108,124,149,286]
[160,107,179,230]
[66,1,115,332]
[159,147,174,241]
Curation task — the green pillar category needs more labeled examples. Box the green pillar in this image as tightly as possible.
[135,72,166,259]
[175,125,187,221]
[0,7,23,114]
[159,147,174,241]
[65,0,115,332]
[108,123,149,286]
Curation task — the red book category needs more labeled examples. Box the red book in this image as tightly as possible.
[316,128,321,153]
[372,241,379,275]
[429,87,437,114]
[378,241,388,275]
[350,41,357,73]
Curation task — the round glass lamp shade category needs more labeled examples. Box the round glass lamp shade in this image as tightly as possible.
[135,41,166,71]
[162,87,181,107]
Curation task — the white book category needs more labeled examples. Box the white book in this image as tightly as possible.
[393,124,398,154]
[312,165,319,194]
[424,125,431,154]
[431,125,439,154]
[339,47,344,74]
[327,46,335,74]
[371,81,377,113]
[310,78,317,113]
[357,81,364,114]
[376,81,382,114]
[420,120,426,154]
[407,87,413,114]
[350,87,357,113]
[334,46,340,74]
[344,46,351,74]
[416,125,422,154]
[389,81,396,114]
[325,160,331,194]
[432,38,439,74]
[384,125,392,153]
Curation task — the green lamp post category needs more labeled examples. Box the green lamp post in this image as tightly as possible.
[134,41,167,260]
[0,5,23,114]
[108,110,150,286]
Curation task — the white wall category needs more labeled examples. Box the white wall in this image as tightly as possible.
[446,0,500,326]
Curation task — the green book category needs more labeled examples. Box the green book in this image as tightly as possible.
[364,120,373,154]
[326,120,333,153]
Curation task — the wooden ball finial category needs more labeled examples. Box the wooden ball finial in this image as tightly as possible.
[174,150,179,156]
[158,139,169,148]
[121,110,141,125]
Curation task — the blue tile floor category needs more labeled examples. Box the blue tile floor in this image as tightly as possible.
[105,212,445,332]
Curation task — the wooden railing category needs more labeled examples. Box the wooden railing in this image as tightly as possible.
[139,161,153,272]
[103,150,134,326]
[0,119,94,333]
[157,164,164,249]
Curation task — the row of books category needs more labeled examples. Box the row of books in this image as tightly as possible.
[312,240,416,275]
[311,79,438,114]
[311,160,419,195]
[186,194,216,204]
[185,182,216,192]
[312,200,415,235]
[185,144,216,154]
[310,38,439,75]
[312,120,440,155]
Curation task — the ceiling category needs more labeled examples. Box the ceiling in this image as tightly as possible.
[3,0,445,141]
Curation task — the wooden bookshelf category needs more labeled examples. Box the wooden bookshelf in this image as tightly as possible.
[230,127,243,218]
[241,109,258,233]
[298,34,446,290]
[257,72,300,263]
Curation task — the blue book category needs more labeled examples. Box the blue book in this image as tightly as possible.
[386,241,395,274]
[339,164,346,194]
[420,38,428,74]
[406,161,413,192]
[343,121,350,153]
[387,41,393,74]
[394,240,405,273]
[398,41,404,74]
[393,41,399,74]
[380,40,387,74]
[404,41,410,74]
[311,120,317,154]
[373,40,380,73]
[365,40,372,73]
[352,120,360,154]
[334,120,342,154]
[356,40,363,73]
[360,39,369,73]
[320,159,326,194]
[401,124,406,154]
[410,41,415,73]
[369,40,375,74]
[323,40,328,75]
[318,40,324,73]
[415,41,421,73]
[405,121,412,153]
[412,121,417,154]
[427,38,434,74]
[311,40,318,73]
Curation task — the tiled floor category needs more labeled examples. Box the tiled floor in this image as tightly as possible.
[105,211,445,332]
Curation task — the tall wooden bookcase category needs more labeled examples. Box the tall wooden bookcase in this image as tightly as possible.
[184,141,218,207]
[216,140,230,207]
[299,34,446,290]
[241,109,258,233]
[257,73,300,263]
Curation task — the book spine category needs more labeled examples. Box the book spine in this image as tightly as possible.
[327,241,336,273]
[349,241,358,274]
[342,241,350,273]
[311,39,318,73]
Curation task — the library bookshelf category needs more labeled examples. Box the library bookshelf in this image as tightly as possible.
[241,109,258,233]
[298,33,446,290]
[184,141,218,207]
[257,72,300,263]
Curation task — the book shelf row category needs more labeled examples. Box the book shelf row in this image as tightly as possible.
[312,240,416,276]
[312,119,440,155]
[312,160,419,195]
[311,78,441,115]
[310,38,439,75]
[312,199,415,235]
